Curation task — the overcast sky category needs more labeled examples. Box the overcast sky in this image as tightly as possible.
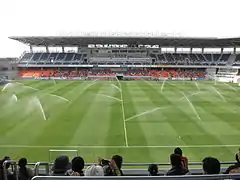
[0,0,240,57]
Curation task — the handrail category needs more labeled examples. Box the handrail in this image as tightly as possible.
[32,174,240,180]
[28,161,236,167]
[3,160,18,180]
[33,162,50,176]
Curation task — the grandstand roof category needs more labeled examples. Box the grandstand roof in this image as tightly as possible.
[9,36,240,48]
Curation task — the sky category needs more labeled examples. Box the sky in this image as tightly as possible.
[0,0,240,57]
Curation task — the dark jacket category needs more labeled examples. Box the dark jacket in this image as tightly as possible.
[166,166,189,176]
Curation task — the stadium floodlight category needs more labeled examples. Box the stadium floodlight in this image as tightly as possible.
[48,149,79,163]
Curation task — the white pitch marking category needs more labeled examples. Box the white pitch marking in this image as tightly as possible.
[0,144,239,148]
[1,83,11,91]
[195,82,200,91]
[83,79,98,90]
[224,83,237,91]
[212,87,226,102]
[12,94,18,102]
[47,94,70,103]
[23,85,39,91]
[183,93,202,121]
[111,84,122,92]
[125,107,164,122]
[96,93,122,102]
[161,80,166,93]
[34,97,47,121]
[178,92,202,101]
[116,77,129,147]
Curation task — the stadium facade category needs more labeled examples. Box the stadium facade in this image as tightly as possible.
[9,36,240,83]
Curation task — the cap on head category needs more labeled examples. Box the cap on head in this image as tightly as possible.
[52,156,71,173]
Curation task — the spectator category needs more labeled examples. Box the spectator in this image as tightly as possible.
[148,164,159,176]
[0,156,15,180]
[225,151,240,174]
[236,148,240,164]
[166,154,190,176]
[65,156,84,176]
[85,165,104,176]
[202,157,220,174]
[98,155,123,176]
[111,155,123,176]
[18,158,34,180]
[51,156,71,176]
[174,147,188,169]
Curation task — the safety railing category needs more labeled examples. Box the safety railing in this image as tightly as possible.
[34,162,50,176]
[2,161,238,180]
[32,174,240,180]
[2,160,18,180]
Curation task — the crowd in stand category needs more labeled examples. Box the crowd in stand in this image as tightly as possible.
[18,69,206,79]
[1,148,240,180]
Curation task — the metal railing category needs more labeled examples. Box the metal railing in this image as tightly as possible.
[2,161,238,180]
[32,174,240,180]
[2,160,18,180]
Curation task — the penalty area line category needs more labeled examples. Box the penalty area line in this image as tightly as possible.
[0,144,239,148]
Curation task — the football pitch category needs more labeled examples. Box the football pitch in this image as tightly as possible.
[0,80,240,164]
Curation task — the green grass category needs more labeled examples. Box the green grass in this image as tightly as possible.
[0,80,240,165]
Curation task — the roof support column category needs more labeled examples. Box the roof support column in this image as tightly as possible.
[190,47,193,54]
[46,46,49,53]
[30,45,33,53]
[77,46,81,53]
[221,48,224,54]
[159,46,161,53]
[62,46,65,53]
[233,46,236,54]
[201,47,204,54]
[174,47,177,53]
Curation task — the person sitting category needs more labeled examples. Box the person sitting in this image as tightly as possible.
[98,155,123,176]
[202,157,220,174]
[65,156,84,176]
[17,158,34,180]
[166,154,190,176]
[0,156,15,180]
[148,164,159,176]
[225,151,240,174]
[84,165,104,176]
[174,147,188,170]
[51,156,71,176]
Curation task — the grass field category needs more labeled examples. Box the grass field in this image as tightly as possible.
[0,80,240,164]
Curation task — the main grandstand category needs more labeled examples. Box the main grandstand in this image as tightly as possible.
[0,35,240,179]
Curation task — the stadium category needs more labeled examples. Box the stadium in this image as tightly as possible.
[0,35,240,179]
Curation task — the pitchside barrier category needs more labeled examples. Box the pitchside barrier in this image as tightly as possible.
[2,160,238,179]
[32,174,240,180]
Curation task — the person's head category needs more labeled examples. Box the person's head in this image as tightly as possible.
[71,156,84,173]
[202,157,220,174]
[0,156,11,169]
[18,158,27,168]
[170,154,182,167]
[148,164,159,176]
[85,165,104,176]
[111,155,123,169]
[52,156,71,173]
[174,147,183,156]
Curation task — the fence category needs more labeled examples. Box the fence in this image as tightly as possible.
[32,174,240,180]
[2,160,240,180]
